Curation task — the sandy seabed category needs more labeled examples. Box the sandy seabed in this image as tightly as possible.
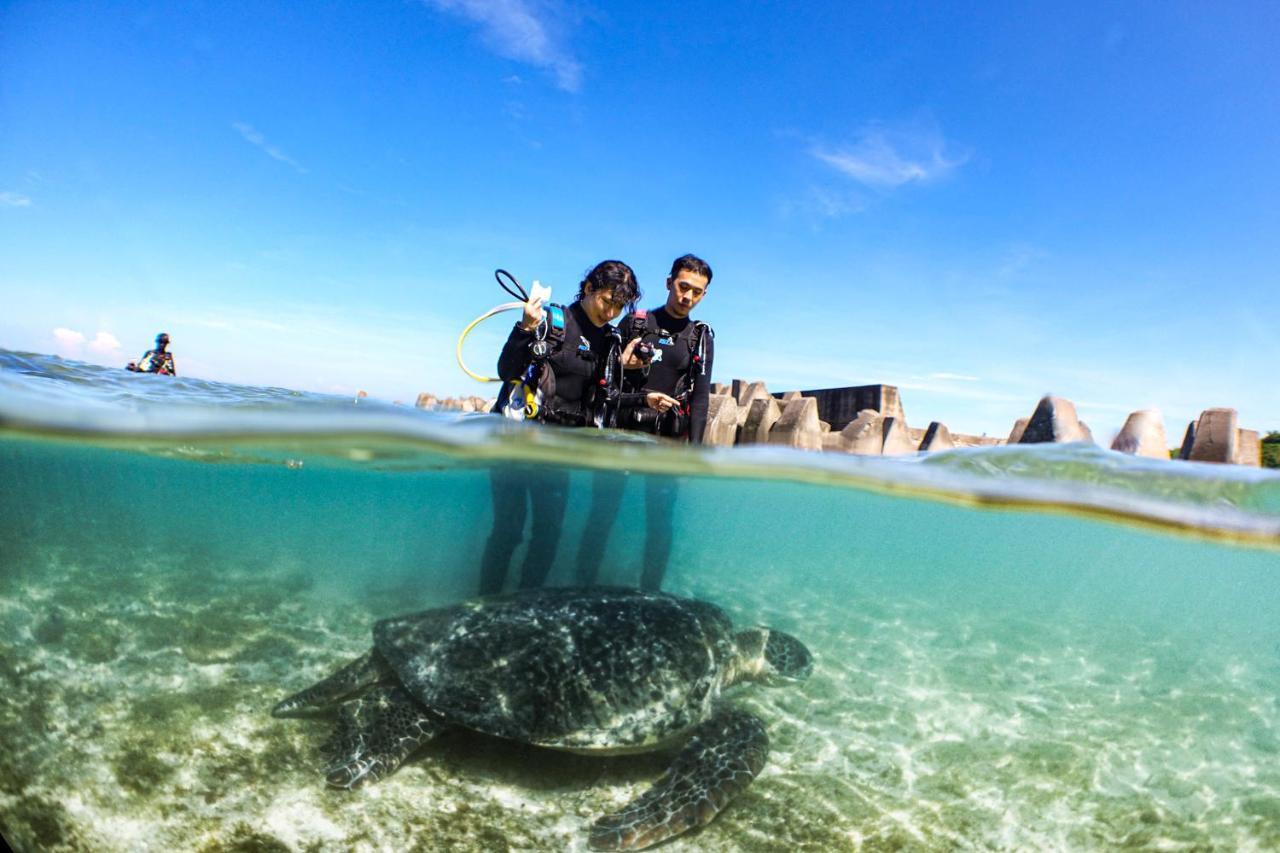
[2,545,1279,852]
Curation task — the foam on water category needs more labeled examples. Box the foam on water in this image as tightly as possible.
[2,349,1279,851]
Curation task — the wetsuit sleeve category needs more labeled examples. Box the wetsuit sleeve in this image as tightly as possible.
[496,325,535,383]
[688,329,714,444]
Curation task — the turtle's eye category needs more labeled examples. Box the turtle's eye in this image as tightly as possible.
[763,629,813,681]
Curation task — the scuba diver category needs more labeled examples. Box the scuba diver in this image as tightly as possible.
[479,260,639,596]
[576,254,715,592]
[126,333,176,375]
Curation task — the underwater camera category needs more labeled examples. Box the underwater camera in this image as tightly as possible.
[634,341,656,363]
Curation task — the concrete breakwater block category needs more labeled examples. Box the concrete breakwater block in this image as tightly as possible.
[778,384,905,431]
[733,381,773,426]
[1111,409,1168,459]
[1177,421,1196,460]
[768,396,822,451]
[919,422,955,452]
[740,397,782,444]
[837,409,885,455]
[1187,408,1238,463]
[705,394,740,447]
[1236,429,1262,466]
[1019,396,1093,444]
[881,416,916,456]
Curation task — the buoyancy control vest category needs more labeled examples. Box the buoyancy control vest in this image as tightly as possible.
[495,303,622,427]
[617,309,710,437]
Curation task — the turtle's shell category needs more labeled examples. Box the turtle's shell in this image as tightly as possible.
[372,588,739,751]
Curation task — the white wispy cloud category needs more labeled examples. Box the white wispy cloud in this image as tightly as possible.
[88,331,122,354]
[1,191,33,207]
[232,122,308,174]
[51,328,123,361]
[811,124,967,189]
[52,328,86,354]
[423,0,583,92]
[928,372,980,382]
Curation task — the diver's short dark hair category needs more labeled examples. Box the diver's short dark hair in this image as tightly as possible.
[669,254,712,285]
[578,260,640,308]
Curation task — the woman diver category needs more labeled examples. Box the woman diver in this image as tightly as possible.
[478,260,640,595]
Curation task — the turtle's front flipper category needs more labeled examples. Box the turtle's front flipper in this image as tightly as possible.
[322,685,444,788]
[272,651,389,718]
[589,708,769,851]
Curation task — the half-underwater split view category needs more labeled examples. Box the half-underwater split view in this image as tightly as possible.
[4,2,1280,851]
[2,354,1279,851]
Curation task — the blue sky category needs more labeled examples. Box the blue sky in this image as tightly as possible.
[1,1,1277,441]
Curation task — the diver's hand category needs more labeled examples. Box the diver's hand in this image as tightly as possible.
[646,392,680,413]
[519,297,544,332]
[621,337,645,370]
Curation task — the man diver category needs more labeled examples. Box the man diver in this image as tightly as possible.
[576,254,715,591]
[127,333,176,375]
[479,260,639,596]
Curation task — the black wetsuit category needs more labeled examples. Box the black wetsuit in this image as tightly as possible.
[614,307,714,442]
[481,301,618,596]
[576,307,715,592]
[133,348,176,375]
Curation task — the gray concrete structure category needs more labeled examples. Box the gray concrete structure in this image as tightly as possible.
[1188,408,1238,463]
[838,409,884,455]
[774,384,905,431]
[919,422,956,452]
[740,397,782,445]
[733,381,773,426]
[1111,409,1169,459]
[1178,421,1196,460]
[1236,429,1262,466]
[1019,396,1093,444]
[705,394,740,447]
[768,396,823,451]
[881,416,916,456]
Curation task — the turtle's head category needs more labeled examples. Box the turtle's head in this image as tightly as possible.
[733,627,813,685]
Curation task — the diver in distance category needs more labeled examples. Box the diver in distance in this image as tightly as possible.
[576,254,715,592]
[126,333,176,375]
[479,260,640,596]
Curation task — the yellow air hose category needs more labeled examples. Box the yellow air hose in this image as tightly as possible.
[455,301,527,382]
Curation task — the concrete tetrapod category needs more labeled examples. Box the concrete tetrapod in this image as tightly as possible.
[768,396,822,451]
[1110,410,1168,459]
[1019,396,1093,444]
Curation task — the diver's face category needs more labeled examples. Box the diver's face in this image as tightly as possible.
[664,270,708,319]
[582,288,627,327]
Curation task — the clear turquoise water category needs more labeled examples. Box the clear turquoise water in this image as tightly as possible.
[2,349,1279,851]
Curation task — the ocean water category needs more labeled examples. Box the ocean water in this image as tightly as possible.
[2,348,1279,852]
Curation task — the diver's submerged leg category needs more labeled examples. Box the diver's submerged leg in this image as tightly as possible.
[576,470,626,586]
[322,684,444,788]
[639,475,677,591]
[479,465,530,595]
[271,650,389,718]
[518,466,570,590]
[588,707,769,851]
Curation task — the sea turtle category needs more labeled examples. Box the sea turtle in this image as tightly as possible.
[271,587,812,850]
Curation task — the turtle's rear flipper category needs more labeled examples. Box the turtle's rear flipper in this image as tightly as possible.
[272,651,389,717]
[322,685,443,788]
[588,708,769,851]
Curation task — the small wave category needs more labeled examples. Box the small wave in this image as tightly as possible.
[3,349,1278,548]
